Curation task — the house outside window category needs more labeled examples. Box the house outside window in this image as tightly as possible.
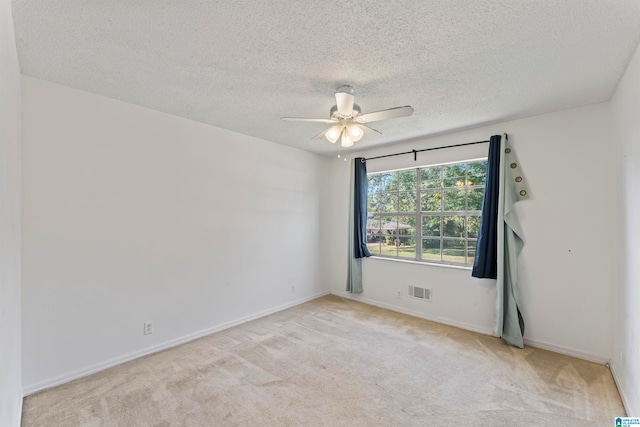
[367,159,487,266]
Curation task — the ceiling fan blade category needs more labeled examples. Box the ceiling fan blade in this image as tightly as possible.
[360,123,382,135]
[310,128,330,140]
[335,92,355,116]
[281,117,337,123]
[358,106,414,123]
[310,123,345,141]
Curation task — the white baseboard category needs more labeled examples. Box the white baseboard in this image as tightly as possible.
[331,290,610,365]
[331,290,494,336]
[609,362,635,416]
[522,337,609,364]
[23,291,330,396]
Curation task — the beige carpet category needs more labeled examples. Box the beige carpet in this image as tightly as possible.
[22,295,625,426]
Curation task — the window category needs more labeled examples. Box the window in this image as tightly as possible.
[367,159,487,266]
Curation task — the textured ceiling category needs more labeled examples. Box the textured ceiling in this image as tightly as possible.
[11,1,640,156]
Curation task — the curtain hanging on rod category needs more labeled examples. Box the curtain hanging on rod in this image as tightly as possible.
[473,134,529,348]
[347,157,371,294]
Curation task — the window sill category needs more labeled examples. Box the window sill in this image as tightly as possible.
[368,256,473,271]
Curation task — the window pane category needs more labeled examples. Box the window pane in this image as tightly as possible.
[443,216,465,238]
[467,161,487,186]
[369,229,384,242]
[467,240,477,265]
[399,191,417,212]
[422,239,441,261]
[381,225,396,254]
[422,216,441,237]
[368,174,382,193]
[422,215,440,237]
[368,193,380,212]
[421,190,442,212]
[398,170,417,191]
[467,216,480,239]
[378,172,398,192]
[443,164,466,187]
[367,215,381,233]
[398,216,416,236]
[421,167,442,189]
[380,216,397,235]
[443,240,465,263]
[377,192,398,213]
[443,188,465,211]
[366,215,382,256]
[398,235,416,258]
[379,216,397,256]
[467,188,484,211]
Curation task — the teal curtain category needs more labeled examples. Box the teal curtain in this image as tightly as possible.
[472,135,501,279]
[473,135,529,348]
[496,137,529,348]
[347,158,370,293]
[353,158,372,259]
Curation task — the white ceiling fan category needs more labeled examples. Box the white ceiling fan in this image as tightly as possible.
[282,85,414,148]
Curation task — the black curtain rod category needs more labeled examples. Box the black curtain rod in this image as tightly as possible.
[364,138,495,162]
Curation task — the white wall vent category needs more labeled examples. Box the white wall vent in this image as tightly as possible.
[408,285,432,302]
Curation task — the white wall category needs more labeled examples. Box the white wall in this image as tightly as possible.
[0,1,23,425]
[21,76,330,392]
[328,102,616,362]
[611,40,640,416]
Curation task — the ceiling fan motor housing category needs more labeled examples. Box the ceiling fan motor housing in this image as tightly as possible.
[330,104,361,120]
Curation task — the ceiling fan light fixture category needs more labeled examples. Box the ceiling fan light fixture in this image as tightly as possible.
[341,132,354,148]
[325,125,342,143]
[347,124,364,142]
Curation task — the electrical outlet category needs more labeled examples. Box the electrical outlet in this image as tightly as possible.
[291,284,296,293]
[143,321,153,335]
[396,289,402,298]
